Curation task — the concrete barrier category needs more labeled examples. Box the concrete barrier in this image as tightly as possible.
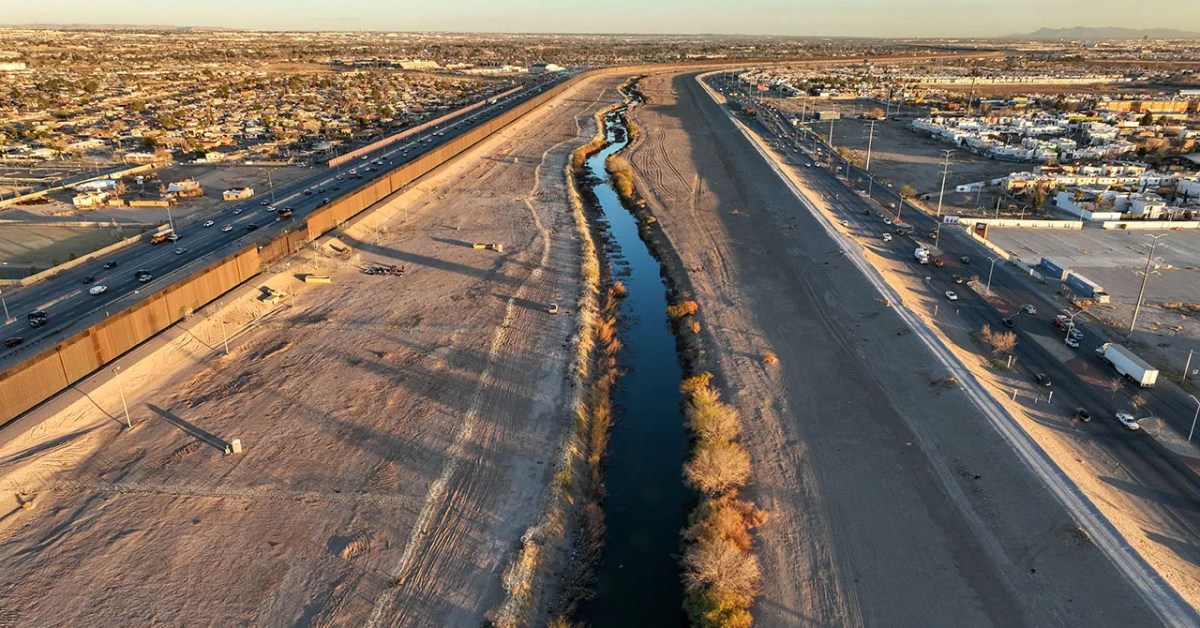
[1102,220,1200,230]
[961,218,1084,229]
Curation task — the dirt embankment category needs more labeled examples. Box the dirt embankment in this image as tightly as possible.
[0,73,626,627]
[623,69,1164,626]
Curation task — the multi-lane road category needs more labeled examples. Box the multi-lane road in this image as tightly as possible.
[712,76,1200,559]
[0,73,569,366]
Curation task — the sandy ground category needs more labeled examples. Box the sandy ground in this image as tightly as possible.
[0,73,624,626]
[626,70,1168,626]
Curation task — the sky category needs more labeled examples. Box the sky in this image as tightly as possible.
[3,0,1199,38]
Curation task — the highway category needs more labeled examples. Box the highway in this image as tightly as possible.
[0,73,569,366]
[709,74,1200,559]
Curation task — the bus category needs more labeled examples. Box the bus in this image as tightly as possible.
[150,227,176,244]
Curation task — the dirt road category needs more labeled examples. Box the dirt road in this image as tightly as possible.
[625,70,1163,626]
[0,73,624,626]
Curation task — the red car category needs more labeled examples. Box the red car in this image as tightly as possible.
[932,258,945,267]
[4,337,23,348]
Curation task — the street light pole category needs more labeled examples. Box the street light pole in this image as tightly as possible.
[1189,395,1200,443]
[166,204,175,232]
[0,287,10,323]
[1128,234,1166,338]
[113,366,132,429]
[865,120,876,198]
[986,257,999,296]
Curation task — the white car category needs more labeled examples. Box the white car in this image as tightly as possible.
[233,208,243,215]
[174,247,187,255]
[1065,336,1080,348]
[840,220,849,227]
[221,225,233,232]
[882,233,892,242]
[266,206,277,212]
[1021,304,1037,315]
[884,218,893,225]
[203,220,214,228]
[88,285,108,295]
[1115,412,1140,431]
[945,291,958,301]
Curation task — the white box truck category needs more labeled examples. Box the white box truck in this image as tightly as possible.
[1095,343,1159,388]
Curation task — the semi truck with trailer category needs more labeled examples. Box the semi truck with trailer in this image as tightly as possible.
[1095,342,1159,388]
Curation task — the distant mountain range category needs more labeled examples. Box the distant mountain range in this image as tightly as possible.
[1012,26,1200,40]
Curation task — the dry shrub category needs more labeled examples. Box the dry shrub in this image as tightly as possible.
[667,300,699,319]
[681,534,761,597]
[689,320,702,334]
[606,154,637,200]
[687,398,741,443]
[762,351,779,365]
[612,281,628,299]
[681,372,714,396]
[683,588,754,628]
[684,440,752,495]
[685,496,769,552]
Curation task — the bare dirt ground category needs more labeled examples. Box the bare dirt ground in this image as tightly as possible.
[627,70,1166,626]
[0,74,624,626]
[0,224,130,277]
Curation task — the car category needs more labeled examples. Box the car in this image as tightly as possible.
[317,188,325,193]
[233,208,243,215]
[27,311,48,327]
[952,274,964,284]
[1068,328,1084,340]
[135,269,152,282]
[102,261,118,270]
[805,163,812,167]
[1073,407,1091,422]
[547,302,559,314]
[1116,412,1140,431]
[944,290,958,301]
[1021,304,1037,315]
[4,337,22,348]
[960,256,971,264]
[840,220,849,227]
[246,224,259,231]
[884,218,893,225]
[266,206,277,212]
[1034,373,1052,387]
[260,200,269,206]
[221,224,233,232]
[81,276,96,284]
[336,175,344,180]
[174,247,187,255]
[303,189,313,195]
[863,208,871,215]
[933,258,945,267]
[88,285,108,295]
[1001,317,1015,328]
[882,233,892,242]
[1065,336,1080,348]
[929,231,938,239]
[203,220,214,228]
[167,234,180,242]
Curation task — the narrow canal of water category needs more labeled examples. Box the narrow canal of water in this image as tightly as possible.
[579,104,689,625]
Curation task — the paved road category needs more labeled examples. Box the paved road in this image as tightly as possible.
[0,74,568,366]
[715,76,1200,568]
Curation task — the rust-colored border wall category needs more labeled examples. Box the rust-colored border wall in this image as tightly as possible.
[0,70,591,426]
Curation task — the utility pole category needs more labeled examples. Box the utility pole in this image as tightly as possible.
[828,118,835,150]
[936,149,953,218]
[1128,234,1166,339]
[1183,349,1194,386]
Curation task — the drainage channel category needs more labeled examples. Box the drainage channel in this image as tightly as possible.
[578,101,689,626]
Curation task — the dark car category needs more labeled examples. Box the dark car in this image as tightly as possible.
[102,260,118,270]
[960,256,971,264]
[1035,373,1052,388]
[1073,407,1091,422]
[246,223,259,231]
[4,337,22,348]
[27,311,48,327]
[1001,317,1015,328]
[81,276,96,284]
[952,274,964,284]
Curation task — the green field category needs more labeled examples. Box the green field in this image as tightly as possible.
[0,224,141,279]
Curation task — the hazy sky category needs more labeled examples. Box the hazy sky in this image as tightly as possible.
[4,0,1198,38]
